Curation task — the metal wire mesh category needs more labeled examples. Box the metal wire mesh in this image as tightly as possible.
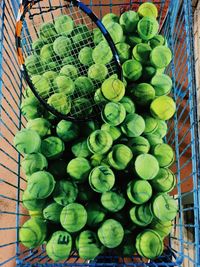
[0,0,199,267]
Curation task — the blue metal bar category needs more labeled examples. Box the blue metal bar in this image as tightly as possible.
[0,0,5,118]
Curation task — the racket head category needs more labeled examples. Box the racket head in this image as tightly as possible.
[16,0,122,121]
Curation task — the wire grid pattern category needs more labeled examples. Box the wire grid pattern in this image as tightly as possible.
[21,1,119,119]
[0,0,199,267]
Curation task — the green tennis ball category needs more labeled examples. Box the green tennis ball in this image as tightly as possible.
[132,43,152,63]
[47,93,71,115]
[102,13,119,26]
[54,15,74,36]
[88,64,108,81]
[131,83,155,106]
[116,42,131,63]
[98,219,124,248]
[143,115,158,134]
[32,39,46,55]
[56,120,79,142]
[89,165,115,193]
[53,75,75,95]
[136,230,163,259]
[67,157,91,182]
[150,96,176,120]
[137,16,159,41]
[94,88,107,104]
[74,76,94,94]
[119,10,139,33]
[14,129,41,154]
[101,123,121,141]
[46,231,72,261]
[138,2,158,18]
[153,120,168,138]
[62,56,78,66]
[122,59,142,81]
[72,139,92,158]
[151,168,176,193]
[93,28,104,45]
[41,136,65,160]
[152,143,174,167]
[25,55,44,75]
[78,47,94,66]
[60,203,87,232]
[135,153,159,180]
[39,22,57,42]
[105,22,124,44]
[31,75,51,98]
[151,193,178,222]
[101,191,126,212]
[27,171,55,199]
[19,218,47,248]
[128,136,150,156]
[53,36,72,57]
[145,133,163,147]
[86,203,106,227]
[101,77,125,102]
[150,34,165,48]
[150,219,173,239]
[53,180,78,206]
[121,113,145,137]
[26,118,51,137]
[102,102,126,126]
[24,86,40,105]
[151,74,172,96]
[126,34,142,47]
[43,71,57,83]
[21,153,48,176]
[150,46,172,68]
[92,41,113,65]
[43,202,63,223]
[130,203,153,226]
[22,189,46,211]
[60,65,78,80]
[127,179,152,204]
[120,96,135,114]
[107,144,133,170]
[71,98,93,118]
[21,99,43,120]
[40,44,56,64]
[48,159,67,180]
[141,65,156,81]
[87,130,113,154]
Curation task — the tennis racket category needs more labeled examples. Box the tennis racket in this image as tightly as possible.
[16,0,122,121]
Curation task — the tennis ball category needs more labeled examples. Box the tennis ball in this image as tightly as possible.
[21,153,48,176]
[129,203,153,226]
[54,15,74,36]
[72,139,92,158]
[14,129,41,154]
[119,10,139,33]
[67,157,91,182]
[41,136,65,160]
[40,44,56,65]
[127,179,152,204]
[43,71,57,84]
[141,66,156,81]
[101,123,121,141]
[150,34,165,48]
[43,202,63,223]
[78,47,93,66]
[131,83,155,106]
[22,189,46,211]
[126,34,142,47]
[150,219,173,239]
[135,153,159,180]
[122,59,142,81]
[101,77,125,102]
[21,99,43,120]
[53,180,78,206]
[87,130,113,154]
[97,219,124,248]
[105,22,124,44]
[151,74,172,96]
[154,120,168,138]
[150,96,176,120]
[128,136,150,156]
[94,88,107,104]
[31,75,51,98]
[102,102,126,126]
[47,93,71,115]
[132,43,152,63]
[27,171,55,199]
[62,56,78,66]
[39,22,57,42]
[86,203,106,227]
[88,64,108,81]
[107,144,133,170]
[101,191,126,212]
[26,118,51,137]
[60,203,87,232]
[53,36,72,57]
[150,46,172,68]
[102,13,119,26]
[121,113,145,137]
[145,133,163,147]
[46,231,72,261]
[92,41,113,65]
[24,86,40,105]
[60,65,78,81]
[93,28,104,45]
[71,98,93,118]
[151,168,176,193]
[74,76,94,94]
[143,115,158,134]
[152,143,174,167]
[19,218,47,248]
[56,120,79,142]
[116,42,131,63]
[138,2,158,18]
[32,39,46,55]
[137,16,159,41]
[120,96,135,114]
[25,55,44,75]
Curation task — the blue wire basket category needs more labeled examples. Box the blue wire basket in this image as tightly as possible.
[0,0,199,266]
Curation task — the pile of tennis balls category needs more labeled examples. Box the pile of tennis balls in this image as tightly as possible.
[16,2,179,263]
